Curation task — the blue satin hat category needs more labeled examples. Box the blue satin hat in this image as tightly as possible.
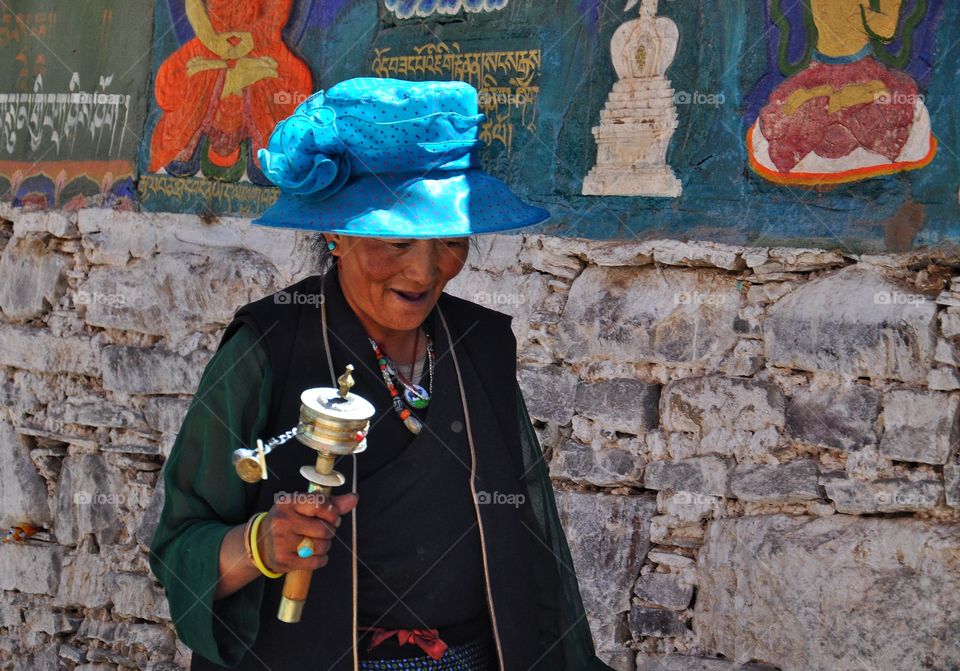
[253,77,550,237]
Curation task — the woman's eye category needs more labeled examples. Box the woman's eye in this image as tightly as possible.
[387,240,412,250]
[442,239,468,249]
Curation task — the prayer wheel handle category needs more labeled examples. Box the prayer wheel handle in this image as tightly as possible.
[277,453,337,623]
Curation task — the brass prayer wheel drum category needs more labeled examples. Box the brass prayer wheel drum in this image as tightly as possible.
[297,386,375,455]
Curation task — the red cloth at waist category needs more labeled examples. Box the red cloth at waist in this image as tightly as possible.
[358,626,448,661]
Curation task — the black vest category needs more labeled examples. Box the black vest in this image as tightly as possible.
[193,268,549,671]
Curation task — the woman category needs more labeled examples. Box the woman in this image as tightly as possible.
[150,77,613,671]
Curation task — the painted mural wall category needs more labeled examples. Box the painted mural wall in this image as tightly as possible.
[0,1,153,209]
[3,0,959,248]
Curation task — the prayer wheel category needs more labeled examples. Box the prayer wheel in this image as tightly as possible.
[232,365,375,623]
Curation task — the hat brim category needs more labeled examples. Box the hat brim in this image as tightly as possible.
[252,169,550,237]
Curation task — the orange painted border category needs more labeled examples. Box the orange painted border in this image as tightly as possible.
[0,159,135,184]
[746,124,938,186]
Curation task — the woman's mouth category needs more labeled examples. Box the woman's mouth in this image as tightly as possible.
[391,289,430,304]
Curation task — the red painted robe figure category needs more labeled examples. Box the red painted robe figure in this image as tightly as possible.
[149,0,312,174]
[747,0,936,186]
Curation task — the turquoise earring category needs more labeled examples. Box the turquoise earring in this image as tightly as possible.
[327,240,337,251]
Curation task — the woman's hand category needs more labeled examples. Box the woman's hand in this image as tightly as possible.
[214,492,358,600]
[258,492,359,573]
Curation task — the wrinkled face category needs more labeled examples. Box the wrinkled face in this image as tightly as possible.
[327,235,469,336]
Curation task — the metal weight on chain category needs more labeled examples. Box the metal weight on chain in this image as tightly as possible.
[230,365,375,623]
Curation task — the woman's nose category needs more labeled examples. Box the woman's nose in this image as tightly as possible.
[403,242,439,284]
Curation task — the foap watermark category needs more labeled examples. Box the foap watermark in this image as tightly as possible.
[474,490,525,508]
[670,491,717,506]
[73,490,125,506]
[74,290,128,307]
[75,92,120,105]
[875,490,937,508]
[274,291,324,307]
[873,291,926,306]
[874,90,924,106]
[674,290,727,306]
[673,90,725,108]
[274,491,324,505]
[473,290,526,307]
[273,90,311,106]
[478,90,532,108]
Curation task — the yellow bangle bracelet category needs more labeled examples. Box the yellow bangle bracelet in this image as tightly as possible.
[249,512,282,579]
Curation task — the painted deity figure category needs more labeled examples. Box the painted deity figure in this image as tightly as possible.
[149,0,312,179]
[747,0,936,186]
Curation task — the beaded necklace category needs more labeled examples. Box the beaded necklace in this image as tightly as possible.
[368,332,434,435]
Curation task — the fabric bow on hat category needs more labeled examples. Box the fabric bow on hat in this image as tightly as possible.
[258,87,486,201]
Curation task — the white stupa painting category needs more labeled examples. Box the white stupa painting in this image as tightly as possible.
[582,0,682,197]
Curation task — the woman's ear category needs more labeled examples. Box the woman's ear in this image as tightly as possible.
[324,234,343,255]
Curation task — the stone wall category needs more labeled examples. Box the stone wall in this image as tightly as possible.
[0,207,958,671]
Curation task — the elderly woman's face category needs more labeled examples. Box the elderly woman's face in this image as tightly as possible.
[331,236,469,335]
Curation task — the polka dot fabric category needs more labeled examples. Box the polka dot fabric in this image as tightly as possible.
[253,77,550,236]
